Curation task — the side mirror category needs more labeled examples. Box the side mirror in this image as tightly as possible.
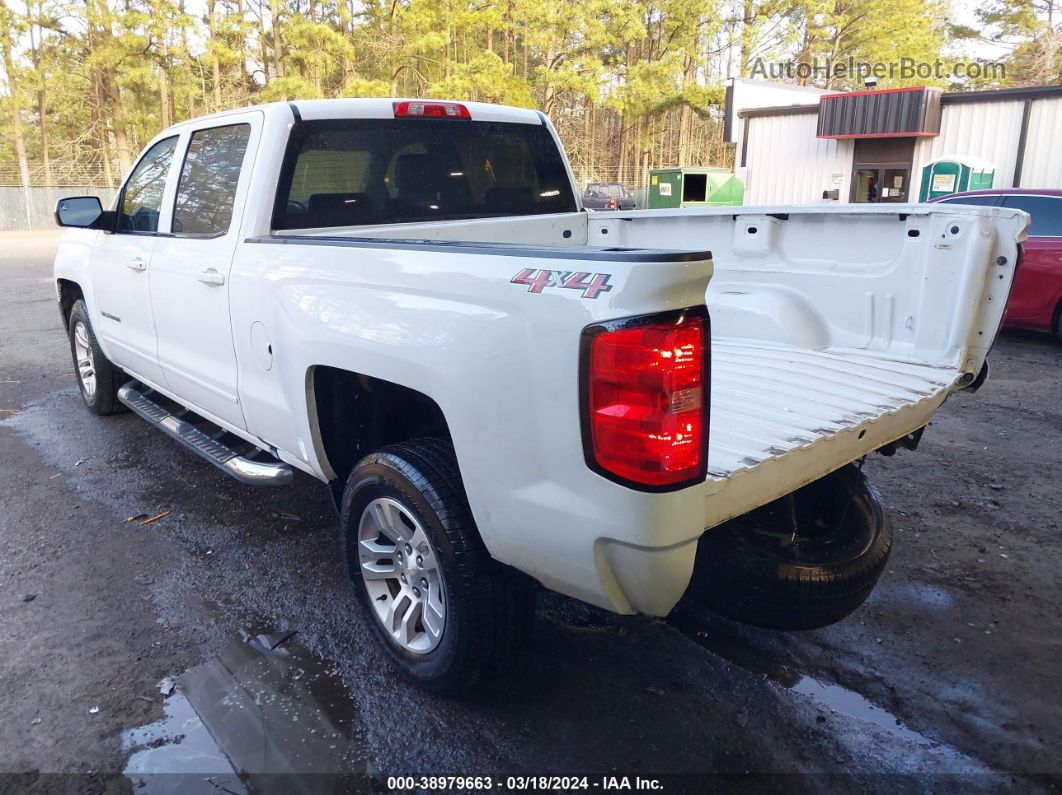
[55,196,114,230]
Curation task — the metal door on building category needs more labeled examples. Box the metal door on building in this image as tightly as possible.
[852,166,911,203]
[850,138,915,203]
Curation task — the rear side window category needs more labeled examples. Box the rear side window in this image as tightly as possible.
[1001,195,1062,236]
[274,119,577,229]
[172,124,251,236]
[935,195,1000,208]
[119,136,178,233]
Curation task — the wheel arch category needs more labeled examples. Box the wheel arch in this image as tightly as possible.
[309,365,454,498]
[56,278,85,327]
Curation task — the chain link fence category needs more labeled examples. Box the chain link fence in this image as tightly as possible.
[0,186,117,232]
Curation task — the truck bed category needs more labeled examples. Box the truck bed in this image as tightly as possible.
[709,339,955,477]
[586,204,1027,534]
[704,338,956,528]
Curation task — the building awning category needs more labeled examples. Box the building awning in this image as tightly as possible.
[817,86,942,139]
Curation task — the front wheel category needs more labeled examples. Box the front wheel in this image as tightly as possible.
[339,438,534,694]
[67,299,125,415]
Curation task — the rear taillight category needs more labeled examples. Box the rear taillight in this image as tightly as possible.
[580,307,710,490]
[393,101,470,119]
[608,199,617,208]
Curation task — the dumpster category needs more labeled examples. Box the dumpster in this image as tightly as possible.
[918,156,995,202]
[648,167,744,209]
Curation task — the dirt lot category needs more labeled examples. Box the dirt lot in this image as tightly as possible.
[1,231,1059,792]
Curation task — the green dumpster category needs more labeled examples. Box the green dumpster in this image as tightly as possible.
[648,167,744,209]
[918,156,995,202]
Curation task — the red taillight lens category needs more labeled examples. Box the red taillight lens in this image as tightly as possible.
[582,309,709,489]
[608,199,617,208]
[393,101,471,119]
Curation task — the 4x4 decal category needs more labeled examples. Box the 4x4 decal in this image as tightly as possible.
[510,268,613,300]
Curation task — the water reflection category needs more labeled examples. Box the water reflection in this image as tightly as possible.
[123,633,376,793]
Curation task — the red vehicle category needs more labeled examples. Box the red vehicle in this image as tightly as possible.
[929,189,1062,340]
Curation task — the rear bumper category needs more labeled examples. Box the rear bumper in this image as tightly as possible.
[586,373,952,617]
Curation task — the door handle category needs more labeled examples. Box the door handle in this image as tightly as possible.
[197,268,226,287]
[127,257,147,271]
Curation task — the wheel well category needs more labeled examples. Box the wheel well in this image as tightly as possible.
[311,365,452,485]
[57,279,84,327]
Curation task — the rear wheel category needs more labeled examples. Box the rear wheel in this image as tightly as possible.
[67,299,125,415]
[684,463,892,631]
[339,438,534,694]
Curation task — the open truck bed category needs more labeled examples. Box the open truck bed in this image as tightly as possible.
[704,340,955,526]
[589,203,1026,536]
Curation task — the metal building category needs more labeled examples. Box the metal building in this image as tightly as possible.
[725,80,1062,204]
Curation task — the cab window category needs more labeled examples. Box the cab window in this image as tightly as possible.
[118,137,178,233]
[172,124,252,236]
[274,119,576,229]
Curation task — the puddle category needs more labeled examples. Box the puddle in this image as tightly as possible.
[669,616,934,746]
[123,633,377,793]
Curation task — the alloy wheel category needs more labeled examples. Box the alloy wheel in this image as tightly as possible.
[357,497,447,654]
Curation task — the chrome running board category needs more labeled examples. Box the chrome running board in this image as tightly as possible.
[117,382,294,487]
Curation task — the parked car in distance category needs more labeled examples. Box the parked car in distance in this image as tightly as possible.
[930,189,1062,340]
[582,182,636,210]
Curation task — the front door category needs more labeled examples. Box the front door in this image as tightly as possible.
[850,138,915,203]
[148,114,259,430]
[89,136,180,386]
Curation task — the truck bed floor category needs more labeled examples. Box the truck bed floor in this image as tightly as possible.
[703,339,959,529]
[708,339,957,478]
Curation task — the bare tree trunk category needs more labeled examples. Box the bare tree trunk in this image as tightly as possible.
[92,73,115,188]
[37,88,52,186]
[236,0,249,97]
[28,5,53,187]
[1,33,33,226]
[106,63,133,172]
[160,64,172,128]
[208,0,222,108]
[270,0,284,78]
[522,18,528,79]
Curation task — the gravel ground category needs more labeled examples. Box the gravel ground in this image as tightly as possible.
[0,231,1059,793]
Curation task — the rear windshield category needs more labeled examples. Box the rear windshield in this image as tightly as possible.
[589,184,625,198]
[274,118,577,229]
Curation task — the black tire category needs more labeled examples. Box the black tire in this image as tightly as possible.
[67,299,126,415]
[339,438,534,695]
[685,463,892,631]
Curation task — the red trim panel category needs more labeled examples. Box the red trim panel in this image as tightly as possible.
[821,85,929,99]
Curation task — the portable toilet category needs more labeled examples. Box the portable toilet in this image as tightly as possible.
[918,155,995,202]
[648,167,744,209]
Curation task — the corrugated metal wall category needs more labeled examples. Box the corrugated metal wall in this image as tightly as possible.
[743,112,853,204]
[911,101,1026,188]
[1019,97,1062,188]
[0,187,117,232]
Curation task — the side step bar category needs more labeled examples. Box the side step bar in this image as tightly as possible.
[117,383,294,487]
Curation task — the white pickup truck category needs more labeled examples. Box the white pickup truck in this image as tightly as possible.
[53,98,1026,693]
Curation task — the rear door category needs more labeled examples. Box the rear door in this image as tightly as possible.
[999,194,1062,327]
[89,136,179,386]
[148,112,261,429]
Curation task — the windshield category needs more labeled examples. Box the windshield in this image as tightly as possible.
[274,118,577,229]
